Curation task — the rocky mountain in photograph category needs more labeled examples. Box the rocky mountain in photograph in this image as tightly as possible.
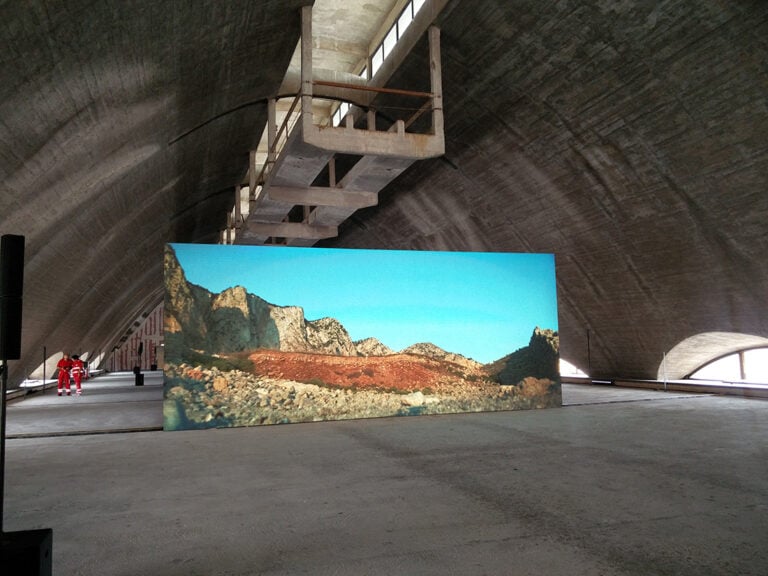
[354,337,394,356]
[164,245,213,348]
[165,245,357,357]
[488,327,560,385]
[402,342,483,372]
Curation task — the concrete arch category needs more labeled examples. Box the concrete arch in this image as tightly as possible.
[560,357,588,377]
[658,332,768,381]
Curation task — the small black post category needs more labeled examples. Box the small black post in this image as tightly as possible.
[1,360,7,534]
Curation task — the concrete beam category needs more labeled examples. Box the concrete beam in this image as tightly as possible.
[246,221,338,240]
[302,122,444,158]
[268,186,378,209]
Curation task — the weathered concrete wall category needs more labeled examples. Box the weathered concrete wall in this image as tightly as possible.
[0,1,310,385]
[324,0,768,379]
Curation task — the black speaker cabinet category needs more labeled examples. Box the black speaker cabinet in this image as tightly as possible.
[1,528,53,576]
[0,234,25,359]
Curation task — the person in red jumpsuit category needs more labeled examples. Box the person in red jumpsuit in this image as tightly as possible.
[57,353,73,396]
[70,354,85,395]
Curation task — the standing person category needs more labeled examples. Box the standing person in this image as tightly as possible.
[71,354,85,395]
[57,353,73,396]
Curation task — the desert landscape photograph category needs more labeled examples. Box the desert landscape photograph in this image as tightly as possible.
[163,243,560,430]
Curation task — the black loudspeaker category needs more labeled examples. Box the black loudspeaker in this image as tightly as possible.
[0,529,53,576]
[0,234,25,360]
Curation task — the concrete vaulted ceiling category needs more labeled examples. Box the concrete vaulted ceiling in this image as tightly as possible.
[1,0,767,387]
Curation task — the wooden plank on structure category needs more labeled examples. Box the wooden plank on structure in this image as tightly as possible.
[268,186,377,208]
[246,221,338,240]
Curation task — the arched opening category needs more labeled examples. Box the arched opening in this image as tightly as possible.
[110,302,164,372]
[560,358,588,378]
[29,351,63,380]
[689,347,768,384]
[20,350,65,389]
[89,351,106,372]
[658,332,768,382]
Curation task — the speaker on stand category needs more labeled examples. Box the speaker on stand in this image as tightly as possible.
[0,234,24,360]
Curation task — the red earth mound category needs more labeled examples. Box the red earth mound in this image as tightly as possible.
[246,349,488,392]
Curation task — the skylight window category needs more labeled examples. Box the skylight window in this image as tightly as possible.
[369,0,427,79]
[383,25,398,57]
[332,0,429,128]
[690,347,768,384]
[332,101,351,127]
[398,5,413,36]
[371,44,384,76]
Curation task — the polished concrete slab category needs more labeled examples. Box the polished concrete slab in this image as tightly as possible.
[5,374,699,437]
[3,382,767,575]
[6,371,164,437]
[561,383,711,406]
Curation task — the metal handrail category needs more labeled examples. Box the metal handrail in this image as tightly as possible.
[252,93,302,201]
[313,79,433,99]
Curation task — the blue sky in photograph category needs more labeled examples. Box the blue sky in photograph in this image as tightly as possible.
[169,244,558,364]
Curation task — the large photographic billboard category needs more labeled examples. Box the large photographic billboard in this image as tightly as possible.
[164,244,560,430]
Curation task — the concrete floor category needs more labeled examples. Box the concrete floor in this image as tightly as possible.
[6,371,164,437]
[3,374,767,575]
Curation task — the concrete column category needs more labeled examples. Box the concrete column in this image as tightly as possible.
[739,350,747,380]
[234,185,241,226]
[328,157,336,187]
[301,5,313,127]
[428,26,443,136]
[267,98,277,164]
[248,150,257,201]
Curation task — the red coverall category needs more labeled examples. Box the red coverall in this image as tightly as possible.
[57,355,73,395]
[71,357,84,394]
